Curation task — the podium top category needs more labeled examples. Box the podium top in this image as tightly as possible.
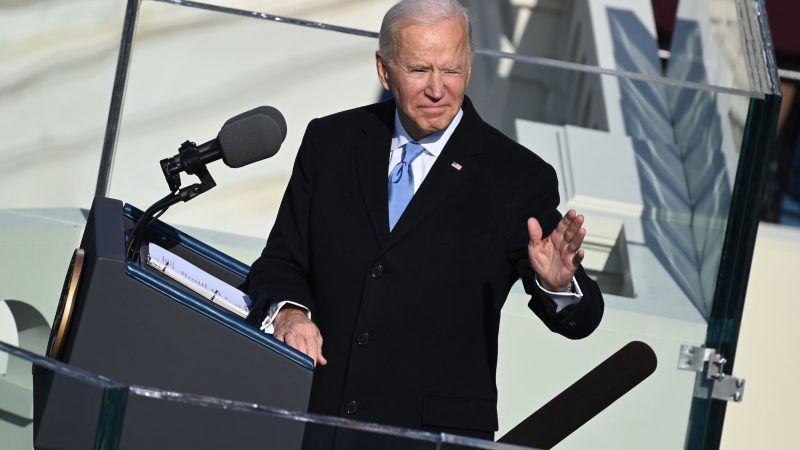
[118,200,314,371]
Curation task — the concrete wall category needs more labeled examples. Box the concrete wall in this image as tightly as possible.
[719,223,800,450]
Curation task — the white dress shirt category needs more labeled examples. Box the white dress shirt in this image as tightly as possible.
[262,108,582,332]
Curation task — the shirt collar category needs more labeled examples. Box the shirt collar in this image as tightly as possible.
[390,108,464,158]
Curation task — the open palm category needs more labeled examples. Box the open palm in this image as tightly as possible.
[527,210,585,291]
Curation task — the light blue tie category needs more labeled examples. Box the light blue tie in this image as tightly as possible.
[388,142,426,230]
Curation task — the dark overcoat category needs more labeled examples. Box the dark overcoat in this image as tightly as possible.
[247,97,604,440]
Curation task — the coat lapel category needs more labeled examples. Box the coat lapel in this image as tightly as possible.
[379,98,485,255]
[354,101,394,247]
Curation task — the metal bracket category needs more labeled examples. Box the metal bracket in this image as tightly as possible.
[678,345,745,402]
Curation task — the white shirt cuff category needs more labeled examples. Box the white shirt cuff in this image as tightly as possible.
[535,275,583,313]
[259,300,311,334]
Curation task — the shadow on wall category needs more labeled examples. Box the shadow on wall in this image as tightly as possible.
[666,18,732,317]
[608,8,729,317]
[608,8,731,318]
[0,299,50,433]
[2,300,51,383]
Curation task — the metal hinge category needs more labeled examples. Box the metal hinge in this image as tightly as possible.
[678,345,745,402]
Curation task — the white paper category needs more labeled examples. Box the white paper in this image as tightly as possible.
[146,242,251,318]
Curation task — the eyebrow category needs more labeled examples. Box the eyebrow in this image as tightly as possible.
[404,63,464,71]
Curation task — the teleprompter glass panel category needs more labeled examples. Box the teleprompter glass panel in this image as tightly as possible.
[0,341,532,450]
[98,1,778,450]
[0,0,122,211]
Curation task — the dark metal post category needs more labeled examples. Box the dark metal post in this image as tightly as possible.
[94,0,142,198]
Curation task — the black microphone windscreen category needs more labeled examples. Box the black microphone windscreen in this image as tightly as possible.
[224,106,287,140]
[498,341,657,449]
[217,113,283,168]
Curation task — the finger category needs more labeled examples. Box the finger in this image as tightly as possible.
[283,332,297,348]
[527,218,543,246]
[307,342,319,367]
[561,209,578,227]
[562,214,584,244]
[286,333,309,357]
[316,337,328,366]
[573,248,585,267]
[570,228,586,250]
[296,336,310,357]
[554,214,570,236]
[567,227,586,251]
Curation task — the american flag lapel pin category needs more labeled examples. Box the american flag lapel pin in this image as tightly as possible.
[451,161,463,171]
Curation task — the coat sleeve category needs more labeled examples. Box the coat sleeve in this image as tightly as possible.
[246,119,320,321]
[505,162,604,340]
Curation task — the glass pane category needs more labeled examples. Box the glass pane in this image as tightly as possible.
[462,0,772,95]
[150,0,774,96]
[195,0,395,31]
[0,342,129,449]
[0,0,121,210]
[482,73,750,450]
[467,60,748,318]
[100,2,773,450]
[0,341,531,449]
[1,1,775,450]
[108,0,385,238]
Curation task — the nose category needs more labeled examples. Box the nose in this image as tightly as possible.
[425,71,445,101]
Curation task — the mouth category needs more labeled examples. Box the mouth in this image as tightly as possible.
[418,105,450,114]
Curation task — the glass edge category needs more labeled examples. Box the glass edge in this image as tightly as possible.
[146,0,764,99]
[0,341,533,450]
[130,386,536,450]
[736,0,781,95]
[684,89,782,450]
[93,385,129,450]
[752,0,781,95]
[0,340,125,390]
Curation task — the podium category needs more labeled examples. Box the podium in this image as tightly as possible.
[33,197,313,450]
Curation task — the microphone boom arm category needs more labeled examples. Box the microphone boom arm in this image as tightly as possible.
[126,141,217,261]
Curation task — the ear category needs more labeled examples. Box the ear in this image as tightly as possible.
[375,51,391,91]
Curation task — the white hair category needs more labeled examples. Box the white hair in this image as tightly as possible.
[378,0,472,64]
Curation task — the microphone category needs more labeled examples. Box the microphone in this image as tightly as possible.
[497,341,657,449]
[161,106,287,178]
[127,106,287,261]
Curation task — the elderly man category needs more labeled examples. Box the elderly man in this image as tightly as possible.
[247,0,603,441]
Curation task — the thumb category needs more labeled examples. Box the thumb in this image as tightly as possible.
[527,217,543,246]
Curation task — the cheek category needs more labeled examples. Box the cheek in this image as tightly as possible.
[445,79,467,95]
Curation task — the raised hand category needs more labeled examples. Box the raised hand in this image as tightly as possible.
[527,210,586,292]
[273,306,327,367]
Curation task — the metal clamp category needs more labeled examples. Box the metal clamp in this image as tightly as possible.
[678,345,745,402]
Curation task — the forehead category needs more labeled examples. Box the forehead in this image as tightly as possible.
[394,18,470,64]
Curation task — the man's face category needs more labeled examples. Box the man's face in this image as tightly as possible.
[376,17,472,141]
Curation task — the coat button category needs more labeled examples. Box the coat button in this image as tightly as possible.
[370,264,384,278]
[345,400,359,415]
[568,320,577,327]
[356,332,370,346]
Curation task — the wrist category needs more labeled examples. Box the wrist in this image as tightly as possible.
[541,279,574,293]
[276,304,307,319]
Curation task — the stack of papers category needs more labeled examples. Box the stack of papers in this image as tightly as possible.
[146,242,251,318]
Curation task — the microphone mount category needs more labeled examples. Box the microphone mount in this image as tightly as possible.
[126,140,217,262]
